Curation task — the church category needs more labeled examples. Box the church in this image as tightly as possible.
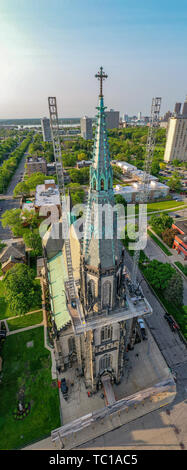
[42,68,152,392]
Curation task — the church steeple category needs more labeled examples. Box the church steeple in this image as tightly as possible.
[90,67,113,194]
[81,67,123,274]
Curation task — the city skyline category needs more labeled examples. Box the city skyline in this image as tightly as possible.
[1,0,187,118]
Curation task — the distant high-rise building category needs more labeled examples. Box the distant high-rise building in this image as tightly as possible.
[80,116,93,140]
[163,111,172,122]
[164,116,187,162]
[144,116,150,124]
[174,103,181,115]
[137,112,142,121]
[41,117,52,142]
[105,109,119,129]
[182,96,187,116]
[123,114,129,122]
[164,96,187,162]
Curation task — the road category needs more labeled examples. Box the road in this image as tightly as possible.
[6,151,27,196]
[0,151,28,240]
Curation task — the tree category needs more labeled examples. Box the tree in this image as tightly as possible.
[62,153,77,167]
[150,213,173,236]
[21,209,41,229]
[159,162,166,170]
[162,227,176,247]
[13,181,29,197]
[1,208,24,237]
[114,194,127,207]
[77,152,87,161]
[164,271,183,305]
[23,230,42,256]
[144,260,174,292]
[3,264,37,315]
[167,173,181,191]
[68,167,89,184]
[172,159,182,168]
[151,160,160,176]
[26,172,49,191]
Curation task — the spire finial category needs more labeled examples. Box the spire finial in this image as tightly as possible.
[95,66,108,97]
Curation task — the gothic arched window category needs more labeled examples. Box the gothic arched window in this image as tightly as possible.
[101,325,113,343]
[101,179,104,191]
[68,336,76,354]
[102,281,111,308]
[108,178,111,189]
[93,178,96,190]
[88,279,95,305]
[99,354,112,372]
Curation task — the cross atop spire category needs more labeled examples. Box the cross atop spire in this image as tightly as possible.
[95,66,108,97]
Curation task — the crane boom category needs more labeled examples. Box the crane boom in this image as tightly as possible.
[131,97,161,289]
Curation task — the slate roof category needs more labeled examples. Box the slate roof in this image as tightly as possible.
[0,243,26,264]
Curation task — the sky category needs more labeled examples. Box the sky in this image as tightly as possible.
[1,0,187,118]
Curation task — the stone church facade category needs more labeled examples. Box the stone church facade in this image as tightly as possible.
[43,68,151,393]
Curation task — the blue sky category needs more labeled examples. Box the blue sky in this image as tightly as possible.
[1,0,187,118]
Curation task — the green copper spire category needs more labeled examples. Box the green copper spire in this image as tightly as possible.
[90,67,113,194]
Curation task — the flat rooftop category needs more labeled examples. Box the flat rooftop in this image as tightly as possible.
[27,156,46,162]
[114,180,169,194]
[35,183,60,207]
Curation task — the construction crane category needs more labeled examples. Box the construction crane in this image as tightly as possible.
[131,97,162,290]
[48,97,84,328]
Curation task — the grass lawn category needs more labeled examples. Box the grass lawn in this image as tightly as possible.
[0,279,42,321]
[7,310,43,331]
[147,229,172,256]
[174,262,187,277]
[0,327,60,449]
[147,200,186,212]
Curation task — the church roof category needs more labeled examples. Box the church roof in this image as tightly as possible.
[47,252,71,331]
[0,243,25,264]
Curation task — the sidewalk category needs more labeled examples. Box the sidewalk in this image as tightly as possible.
[7,322,43,336]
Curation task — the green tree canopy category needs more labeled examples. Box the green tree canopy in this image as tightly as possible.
[167,173,181,191]
[162,227,177,247]
[3,264,39,315]
[144,260,175,292]
[13,181,29,197]
[23,230,42,256]
[1,208,24,237]
[150,213,173,236]
[164,271,183,306]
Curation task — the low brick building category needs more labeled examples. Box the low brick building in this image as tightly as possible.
[26,155,47,176]
[172,220,187,260]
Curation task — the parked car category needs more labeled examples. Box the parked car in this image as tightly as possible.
[137,318,147,340]
[60,378,68,399]
[164,313,179,332]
